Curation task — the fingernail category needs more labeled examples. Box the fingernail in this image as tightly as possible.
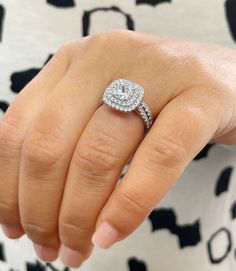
[92,221,119,249]
[33,243,58,262]
[59,244,83,268]
[1,224,25,238]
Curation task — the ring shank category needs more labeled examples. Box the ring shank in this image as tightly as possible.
[135,100,153,132]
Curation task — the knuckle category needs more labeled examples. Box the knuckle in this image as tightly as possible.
[75,146,115,175]
[38,43,72,77]
[60,215,94,237]
[53,42,73,62]
[118,189,149,214]
[73,130,119,182]
[0,201,19,225]
[92,29,132,43]
[147,134,188,170]
[87,29,140,56]
[22,220,53,242]
[22,128,66,167]
[0,117,24,156]
[59,215,95,255]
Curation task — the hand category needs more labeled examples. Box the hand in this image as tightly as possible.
[0,29,236,268]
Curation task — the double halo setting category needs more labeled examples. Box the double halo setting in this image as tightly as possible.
[101,79,153,131]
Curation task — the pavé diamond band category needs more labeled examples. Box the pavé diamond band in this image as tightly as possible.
[101,79,153,131]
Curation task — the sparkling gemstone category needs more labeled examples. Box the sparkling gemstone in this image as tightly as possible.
[102,79,144,112]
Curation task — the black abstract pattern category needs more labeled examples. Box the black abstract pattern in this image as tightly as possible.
[225,0,236,41]
[230,200,236,219]
[26,261,70,271]
[136,0,171,6]
[0,4,5,42]
[82,6,135,37]
[128,258,148,271]
[0,100,9,113]
[46,0,75,8]
[0,242,6,262]
[207,228,232,264]
[148,209,201,248]
[10,55,53,94]
[194,143,215,160]
[215,166,233,196]
[26,260,45,271]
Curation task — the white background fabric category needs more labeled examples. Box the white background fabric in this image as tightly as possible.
[0,1,236,270]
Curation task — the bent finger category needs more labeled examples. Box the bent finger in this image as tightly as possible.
[19,54,113,261]
[0,45,70,238]
[58,104,144,268]
[92,87,223,248]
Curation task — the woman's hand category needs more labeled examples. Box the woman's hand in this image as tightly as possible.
[1,29,236,268]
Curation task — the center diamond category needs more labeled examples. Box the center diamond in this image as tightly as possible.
[115,85,132,100]
[102,79,144,112]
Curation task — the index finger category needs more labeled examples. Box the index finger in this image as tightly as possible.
[92,87,223,248]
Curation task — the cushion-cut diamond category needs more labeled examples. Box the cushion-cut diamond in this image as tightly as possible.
[115,85,132,100]
[102,79,144,112]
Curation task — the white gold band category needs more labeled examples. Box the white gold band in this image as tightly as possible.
[135,100,153,131]
[101,79,154,132]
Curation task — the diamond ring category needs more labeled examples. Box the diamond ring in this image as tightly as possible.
[101,79,153,131]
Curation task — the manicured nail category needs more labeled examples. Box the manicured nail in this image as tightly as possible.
[33,243,58,262]
[59,244,83,268]
[1,224,25,238]
[92,221,119,249]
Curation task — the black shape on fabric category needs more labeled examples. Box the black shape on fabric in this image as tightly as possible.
[0,242,6,262]
[82,6,135,37]
[46,263,70,271]
[44,54,54,64]
[230,200,236,219]
[136,0,171,6]
[128,257,148,271]
[10,68,40,93]
[215,166,233,196]
[193,143,215,160]
[207,227,232,264]
[225,0,236,41]
[26,260,45,271]
[10,54,53,93]
[47,0,75,8]
[0,4,5,42]
[148,208,201,248]
[0,101,9,113]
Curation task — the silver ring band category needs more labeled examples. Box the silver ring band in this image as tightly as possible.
[135,100,153,130]
[101,79,153,131]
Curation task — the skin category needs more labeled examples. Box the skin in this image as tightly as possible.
[0,29,236,268]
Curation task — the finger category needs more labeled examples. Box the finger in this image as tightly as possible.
[92,87,222,249]
[19,60,112,262]
[58,104,144,268]
[0,45,70,239]
[213,126,236,145]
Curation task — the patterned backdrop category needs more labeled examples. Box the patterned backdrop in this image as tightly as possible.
[0,1,236,271]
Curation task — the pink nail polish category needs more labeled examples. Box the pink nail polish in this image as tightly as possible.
[33,243,58,262]
[59,244,83,268]
[92,221,119,249]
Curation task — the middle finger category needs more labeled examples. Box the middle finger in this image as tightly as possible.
[19,60,110,260]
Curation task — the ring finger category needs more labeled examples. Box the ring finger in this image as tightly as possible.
[57,99,147,268]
